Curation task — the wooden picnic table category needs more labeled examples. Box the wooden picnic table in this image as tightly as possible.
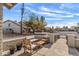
[30,39,39,42]
[35,40,46,46]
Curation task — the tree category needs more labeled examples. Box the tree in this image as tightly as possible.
[23,13,47,33]
[40,16,47,30]
[23,13,36,33]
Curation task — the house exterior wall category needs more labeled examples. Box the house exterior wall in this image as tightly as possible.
[3,21,21,34]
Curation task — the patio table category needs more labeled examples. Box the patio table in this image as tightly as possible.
[35,40,45,46]
[30,39,39,42]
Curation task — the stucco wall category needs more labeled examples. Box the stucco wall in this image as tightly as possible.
[67,34,76,47]
[2,38,24,55]
[3,39,23,51]
[48,33,54,44]
[75,39,79,48]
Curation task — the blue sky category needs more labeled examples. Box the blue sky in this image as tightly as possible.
[3,3,79,27]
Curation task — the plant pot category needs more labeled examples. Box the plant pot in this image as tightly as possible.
[10,49,15,54]
[16,44,22,50]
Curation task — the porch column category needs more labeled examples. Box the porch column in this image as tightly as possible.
[0,3,3,55]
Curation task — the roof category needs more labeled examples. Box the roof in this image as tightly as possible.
[4,20,27,28]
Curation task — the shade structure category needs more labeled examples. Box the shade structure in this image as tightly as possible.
[3,3,17,9]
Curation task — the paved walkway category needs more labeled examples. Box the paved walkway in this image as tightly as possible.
[33,39,69,56]
[69,47,79,56]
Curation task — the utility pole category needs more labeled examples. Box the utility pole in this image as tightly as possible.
[21,3,24,34]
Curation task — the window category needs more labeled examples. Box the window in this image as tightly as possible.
[8,23,11,27]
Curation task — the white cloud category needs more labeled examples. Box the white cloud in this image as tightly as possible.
[59,4,74,10]
[59,4,79,14]
[40,6,72,14]
[58,14,74,17]
[35,11,56,16]
[46,23,65,28]
[74,13,79,16]
[46,17,63,20]
[35,11,73,18]
[34,11,73,18]
[46,22,77,28]
[25,6,57,16]
[25,6,31,10]
[40,6,63,13]
[40,6,51,12]
[25,6,74,18]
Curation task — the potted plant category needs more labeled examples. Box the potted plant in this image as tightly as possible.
[9,45,16,54]
[16,42,22,51]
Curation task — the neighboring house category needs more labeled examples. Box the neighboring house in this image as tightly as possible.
[44,27,52,32]
[3,20,27,34]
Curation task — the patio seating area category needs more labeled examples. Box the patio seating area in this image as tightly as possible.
[22,37,49,55]
[3,32,50,55]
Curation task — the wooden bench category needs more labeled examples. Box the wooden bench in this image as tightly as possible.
[22,38,40,54]
[34,39,49,47]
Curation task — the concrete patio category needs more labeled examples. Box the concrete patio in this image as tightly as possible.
[32,39,69,56]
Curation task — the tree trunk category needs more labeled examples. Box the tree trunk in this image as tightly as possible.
[33,29,35,34]
[31,26,35,34]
